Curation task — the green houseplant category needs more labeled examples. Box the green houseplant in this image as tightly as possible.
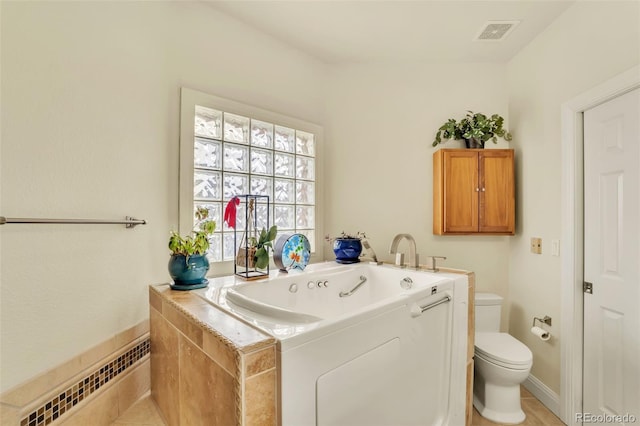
[245,225,278,270]
[168,207,216,288]
[432,111,512,148]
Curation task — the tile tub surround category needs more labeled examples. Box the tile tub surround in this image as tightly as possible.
[149,285,277,426]
[151,265,475,426]
[0,321,150,426]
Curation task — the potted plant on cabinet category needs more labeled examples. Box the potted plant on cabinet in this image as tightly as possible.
[325,232,366,264]
[432,111,512,148]
[167,207,216,290]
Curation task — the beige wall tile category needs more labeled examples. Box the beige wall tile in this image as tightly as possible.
[162,301,204,348]
[1,339,115,408]
[117,358,151,416]
[151,284,280,426]
[162,289,203,307]
[149,288,163,314]
[115,320,150,349]
[466,360,474,426]
[466,272,475,426]
[59,381,120,426]
[153,284,274,351]
[1,319,149,426]
[78,338,119,372]
[202,331,239,379]
[467,272,476,362]
[0,403,20,425]
[179,336,237,426]
[275,350,281,426]
[187,303,273,350]
[244,347,276,378]
[1,319,149,410]
[150,310,180,426]
[244,369,276,426]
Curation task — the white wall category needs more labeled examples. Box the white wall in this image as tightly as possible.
[0,1,326,392]
[324,63,513,325]
[507,1,640,394]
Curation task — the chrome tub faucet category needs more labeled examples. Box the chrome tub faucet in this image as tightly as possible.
[388,233,419,269]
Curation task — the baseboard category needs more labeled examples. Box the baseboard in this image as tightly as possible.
[0,320,149,426]
[523,374,561,418]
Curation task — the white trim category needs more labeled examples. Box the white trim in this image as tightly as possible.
[560,65,640,426]
[523,374,561,418]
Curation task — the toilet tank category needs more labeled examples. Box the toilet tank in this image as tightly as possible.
[474,293,503,332]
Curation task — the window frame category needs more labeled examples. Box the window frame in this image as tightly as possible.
[179,88,324,276]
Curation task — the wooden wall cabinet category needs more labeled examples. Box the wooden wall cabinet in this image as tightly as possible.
[433,149,515,235]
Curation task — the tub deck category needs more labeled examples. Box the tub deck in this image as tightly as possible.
[149,261,475,426]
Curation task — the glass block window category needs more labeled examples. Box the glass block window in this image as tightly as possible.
[192,105,316,263]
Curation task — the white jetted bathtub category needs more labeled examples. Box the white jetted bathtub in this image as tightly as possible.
[198,262,468,426]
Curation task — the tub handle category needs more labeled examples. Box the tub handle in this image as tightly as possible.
[420,295,451,312]
[339,275,367,298]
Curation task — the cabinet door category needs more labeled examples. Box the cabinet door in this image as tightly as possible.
[443,151,479,233]
[479,150,515,233]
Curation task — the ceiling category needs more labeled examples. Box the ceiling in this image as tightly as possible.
[208,0,575,64]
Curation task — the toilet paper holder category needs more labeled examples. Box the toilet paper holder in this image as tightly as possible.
[533,315,552,327]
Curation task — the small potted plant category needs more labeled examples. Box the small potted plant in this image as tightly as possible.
[325,232,366,264]
[241,225,278,270]
[167,207,216,289]
[432,111,512,148]
[228,196,278,275]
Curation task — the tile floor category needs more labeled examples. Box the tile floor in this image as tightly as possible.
[471,386,565,426]
[110,393,166,426]
[113,386,564,426]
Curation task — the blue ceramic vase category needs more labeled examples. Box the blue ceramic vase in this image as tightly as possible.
[168,254,209,286]
[333,238,362,264]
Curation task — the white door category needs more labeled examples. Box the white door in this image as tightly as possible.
[583,88,640,424]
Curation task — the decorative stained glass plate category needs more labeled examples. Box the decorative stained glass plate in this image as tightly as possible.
[274,233,311,272]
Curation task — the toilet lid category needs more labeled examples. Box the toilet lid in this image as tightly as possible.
[475,332,532,367]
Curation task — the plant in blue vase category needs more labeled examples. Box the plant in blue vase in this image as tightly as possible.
[325,231,366,264]
[168,207,216,290]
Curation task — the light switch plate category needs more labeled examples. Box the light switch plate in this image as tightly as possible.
[551,239,560,256]
[531,237,542,254]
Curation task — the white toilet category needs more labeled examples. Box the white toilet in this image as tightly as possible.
[473,293,533,424]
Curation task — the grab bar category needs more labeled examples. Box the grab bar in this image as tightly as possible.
[420,295,451,313]
[339,275,367,298]
[0,216,146,229]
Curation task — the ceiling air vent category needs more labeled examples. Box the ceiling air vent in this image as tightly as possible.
[474,21,520,41]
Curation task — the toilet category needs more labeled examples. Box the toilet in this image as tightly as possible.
[473,293,533,424]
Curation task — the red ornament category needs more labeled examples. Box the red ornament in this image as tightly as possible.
[224,197,240,229]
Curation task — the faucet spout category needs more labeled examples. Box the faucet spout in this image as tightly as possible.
[388,233,419,269]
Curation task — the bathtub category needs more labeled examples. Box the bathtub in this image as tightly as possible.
[198,262,468,426]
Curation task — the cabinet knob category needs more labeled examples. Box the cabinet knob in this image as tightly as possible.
[475,188,479,192]
[481,188,486,192]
